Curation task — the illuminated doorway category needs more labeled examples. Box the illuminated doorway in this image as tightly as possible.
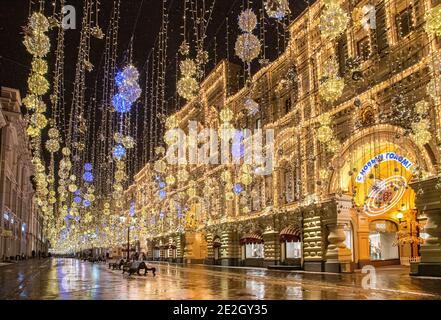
[369,220,399,262]
[335,137,421,267]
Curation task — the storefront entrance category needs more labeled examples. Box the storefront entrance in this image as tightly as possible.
[369,220,400,264]
[332,130,428,269]
[280,226,302,267]
[213,237,221,265]
[241,233,264,267]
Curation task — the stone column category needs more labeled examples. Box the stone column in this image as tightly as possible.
[205,233,214,265]
[356,214,371,267]
[303,209,325,272]
[411,178,441,277]
[175,233,185,263]
[220,228,240,266]
[323,195,353,273]
[263,229,280,267]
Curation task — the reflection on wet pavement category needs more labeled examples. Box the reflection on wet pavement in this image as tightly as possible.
[0,259,440,300]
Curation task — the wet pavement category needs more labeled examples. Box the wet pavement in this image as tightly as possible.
[0,258,440,300]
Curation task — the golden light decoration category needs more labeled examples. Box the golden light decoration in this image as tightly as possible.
[221,170,232,182]
[180,59,197,77]
[316,126,333,143]
[412,119,432,147]
[30,112,48,129]
[166,175,176,186]
[424,4,441,36]
[319,77,345,102]
[177,169,190,182]
[45,139,60,153]
[28,73,49,95]
[23,32,50,57]
[320,0,349,41]
[164,129,179,145]
[115,170,125,182]
[27,126,39,138]
[177,76,198,101]
[122,135,136,149]
[240,173,253,186]
[31,58,48,75]
[319,169,330,180]
[29,12,50,32]
[68,184,78,193]
[166,115,178,130]
[62,147,71,156]
[415,101,429,115]
[187,187,197,198]
[48,127,60,139]
[238,9,257,33]
[235,33,261,63]
[427,75,441,102]
[220,108,234,122]
[225,192,235,201]
[264,0,290,20]
[154,159,167,173]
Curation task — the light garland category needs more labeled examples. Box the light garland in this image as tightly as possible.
[412,101,432,147]
[177,58,199,101]
[319,58,345,103]
[235,9,261,63]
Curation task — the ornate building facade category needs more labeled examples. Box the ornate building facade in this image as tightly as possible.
[128,0,441,275]
[0,87,47,260]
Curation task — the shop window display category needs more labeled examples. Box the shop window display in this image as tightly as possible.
[245,243,264,259]
[285,241,302,259]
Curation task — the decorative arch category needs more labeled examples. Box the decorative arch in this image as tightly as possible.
[328,124,437,194]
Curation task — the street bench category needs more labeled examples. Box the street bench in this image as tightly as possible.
[122,261,156,276]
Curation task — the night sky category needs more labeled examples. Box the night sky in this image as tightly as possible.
[0,0,310,102]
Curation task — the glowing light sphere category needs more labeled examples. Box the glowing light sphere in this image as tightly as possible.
[238,9,258,33]
[112,64,142,113]
[112,93,132,113]
[83,200,91,208]
[28,73,49,95]
[45,139,60,153]
[82,171,94,183]
[220,108,234,122]
[23,32,50,57]
[317,126,333,143]
[319,77,345,102]
[180,59,197,77]
[159,181,166,189]
[320,1,349,41]
[233,184,243,195]
[159,190,167,200]
[31,58,48,75]
[166,175,176,186]
[425,4,441,36]
[113,144,126,160]
[265,0,290,20]
[177,76,198,101]
[235,33,261,63]
[74,196,82,204]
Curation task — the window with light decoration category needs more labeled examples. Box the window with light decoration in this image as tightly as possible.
[284,96,292,115]
[357,36,371,61]
[396,6,413,38]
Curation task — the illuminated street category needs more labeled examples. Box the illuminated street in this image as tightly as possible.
[1,259,441,300]
[1,0,441,304]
